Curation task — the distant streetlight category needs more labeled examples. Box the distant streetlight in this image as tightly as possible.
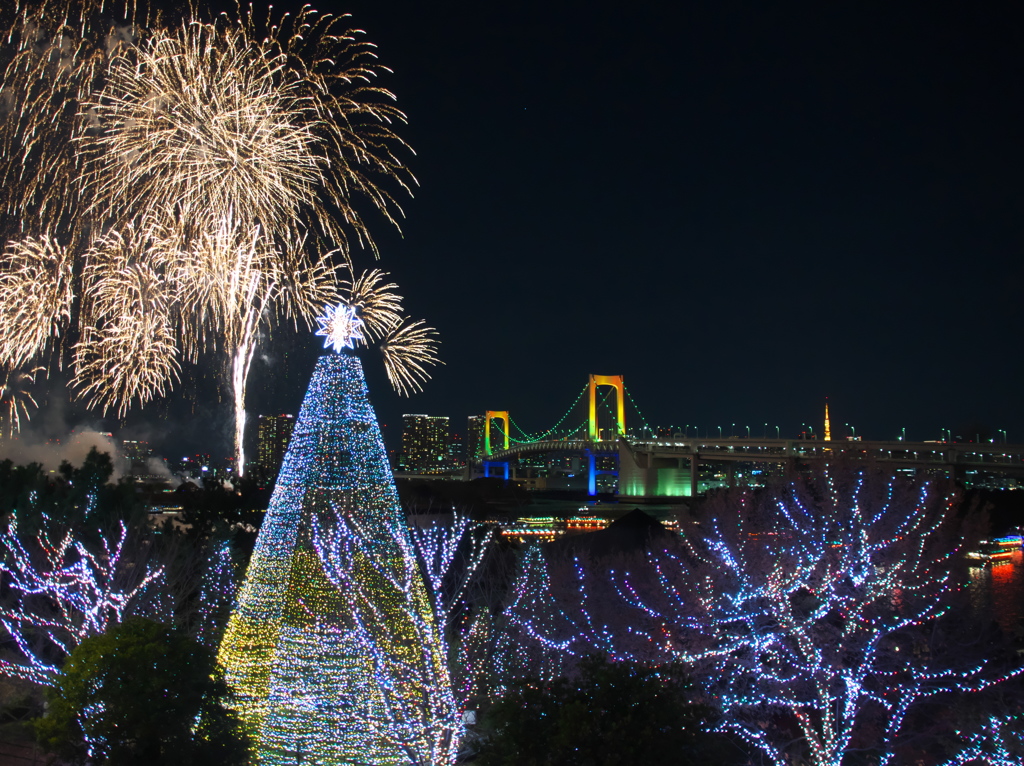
[846,423,856,439]
[717,426,722,439]
[901,427,906,442]
[745,425,751,438]
[731,423,736,438]
[942,428,951,443]
[999,429,1008,444]
[775,425,780,439]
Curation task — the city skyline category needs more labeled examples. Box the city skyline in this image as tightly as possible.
[5,0,1023,465]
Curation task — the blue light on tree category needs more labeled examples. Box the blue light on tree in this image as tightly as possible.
[218,319,457,764]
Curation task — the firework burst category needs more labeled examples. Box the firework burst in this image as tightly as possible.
[81,6,413,258]
[0,0,157,238]
[81,23,318,241]
[0,2,428,471]
[73,224,180,417]
[320,272,442,397]
[341,268,403,342]
[0,235,74,367]
[380,318,442,398]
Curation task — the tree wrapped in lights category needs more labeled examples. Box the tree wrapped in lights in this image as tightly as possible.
[407,515,508,706]
[492,543,670,691]
[940,716,1024,765]
[618,470,1022,766]
[480,474,1023,764]
[218,303,456,765]
[493,546,588,685]
[0,514,166,687]
[190,535,239,650]
[315,516,457,763]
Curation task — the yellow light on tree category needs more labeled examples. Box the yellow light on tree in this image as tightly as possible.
[218,308,456,765]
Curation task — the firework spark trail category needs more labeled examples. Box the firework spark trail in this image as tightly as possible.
[0,365,43,438]
[381,318,442,398]
[161,212,286,475]
[0,235,74,368]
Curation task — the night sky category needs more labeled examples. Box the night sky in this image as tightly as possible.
[33,0,1024,459]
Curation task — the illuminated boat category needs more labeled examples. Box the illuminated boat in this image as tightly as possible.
[966,540,1015,565]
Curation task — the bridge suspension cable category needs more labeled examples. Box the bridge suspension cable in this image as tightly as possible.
[484,378,660,455]
[591,385,621,436]
[492,381,654,449]
[505,383,589,443]
[623,384,655,436]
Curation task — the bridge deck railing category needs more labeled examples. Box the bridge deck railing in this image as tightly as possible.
[477,437,1024,468]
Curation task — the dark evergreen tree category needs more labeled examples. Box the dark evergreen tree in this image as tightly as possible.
[36,617,249,765]
[477,655,725,766]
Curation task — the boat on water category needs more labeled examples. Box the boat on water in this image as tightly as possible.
[966,538,1019,565]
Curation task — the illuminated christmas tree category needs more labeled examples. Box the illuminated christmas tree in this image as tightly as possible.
[218,303,456,765]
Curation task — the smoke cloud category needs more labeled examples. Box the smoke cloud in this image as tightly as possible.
[0,427,129,480]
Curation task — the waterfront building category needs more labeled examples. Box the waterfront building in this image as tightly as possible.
[466,415,486,462]
[121,439,152,474]
[257,414,295,482]
[400,414,450,473]
[449,430,465,467]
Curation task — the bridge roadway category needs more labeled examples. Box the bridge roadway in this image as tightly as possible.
[480,438,1024,497]
[483,439,618,463]
[483,437,1024,472]
[626,437,1024,473]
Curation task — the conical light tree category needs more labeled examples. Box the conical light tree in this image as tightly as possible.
[218,301,455,765]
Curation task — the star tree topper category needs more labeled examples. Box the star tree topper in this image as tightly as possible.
[315,303,364,352]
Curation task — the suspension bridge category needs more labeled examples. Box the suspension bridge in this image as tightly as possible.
[477,374,1024,499]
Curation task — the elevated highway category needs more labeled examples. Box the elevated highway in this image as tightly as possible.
[476,437,1024,498]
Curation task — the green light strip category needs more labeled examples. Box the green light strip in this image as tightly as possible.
[623,384,654,434]
[506,383,588,443]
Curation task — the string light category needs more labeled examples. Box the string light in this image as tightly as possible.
[939,716,1024,765]
[489,471,1023,766]
[0,513,166,687]
[193,536,238,649]
[218,351,459,764]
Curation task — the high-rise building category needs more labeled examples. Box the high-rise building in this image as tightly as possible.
[449,431,465,467]
[257,414,295,482]
[400,415,449,473]
[121,439,166,481]
[466,415,486,462]
[121,439,152,474]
